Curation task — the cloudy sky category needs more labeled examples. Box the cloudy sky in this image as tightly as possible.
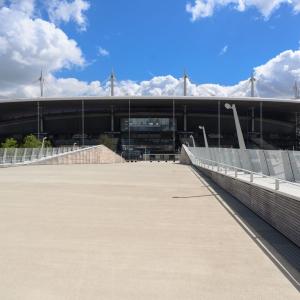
[0,0,300,99]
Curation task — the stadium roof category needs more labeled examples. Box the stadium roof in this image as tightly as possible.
[0,95,299,104]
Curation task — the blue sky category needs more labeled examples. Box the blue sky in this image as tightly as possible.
[57,0,300,85]
[1,0,300,98]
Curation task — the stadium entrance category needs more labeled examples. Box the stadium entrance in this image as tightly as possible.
[121,118,176,159]
[120,118,176,159]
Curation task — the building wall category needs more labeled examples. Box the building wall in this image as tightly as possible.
[0,98,299,150]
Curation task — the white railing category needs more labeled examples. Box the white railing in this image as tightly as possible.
[188,147,300,183]
[185,146,300,195]
[0,146,87,166]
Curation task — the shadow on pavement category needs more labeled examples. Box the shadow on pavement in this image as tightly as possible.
[172,194,218,199]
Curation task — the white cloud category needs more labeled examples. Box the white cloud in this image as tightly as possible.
[0,75,103,99]
[1,49,300,99]
[0,1,300,100]
[186,0,300,21]
[0,2,85,95]
[98,47,110,57]
[254,50,300,98]
[47,0,90,30]
[9,0,35,16]
[219,45,228,55]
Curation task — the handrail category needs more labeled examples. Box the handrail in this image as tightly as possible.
[0,146,92,167]
[185,146,300,192]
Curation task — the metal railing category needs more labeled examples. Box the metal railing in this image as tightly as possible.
[185,146,300,194]
[188,147,300,183]
[0,146,87,166]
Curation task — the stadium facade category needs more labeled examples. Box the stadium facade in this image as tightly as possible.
[0,96,300,156]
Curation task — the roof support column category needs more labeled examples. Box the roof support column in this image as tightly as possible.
[295,112,300,150]
[128,99,131,160]
[81,99,85,146]
[251,107,255,132]
[184,105,187,132]
[37,101,40,140]
[111,105,114,132]
[218,100,221,148]
[260,102,263,149]
[40,116,44,134]
[173,99,176,153]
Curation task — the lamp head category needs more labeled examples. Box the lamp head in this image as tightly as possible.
[225,103,232,110]
[199,126,204,130]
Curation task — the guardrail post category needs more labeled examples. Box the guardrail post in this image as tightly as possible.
[3,148,7,164]
[250,172,254,183]
[13,148,18,164]
[22,148,27,162]
[39,147,43,159]
[275,179,280,191]
[235,169,238,178]
[30,149,35,161]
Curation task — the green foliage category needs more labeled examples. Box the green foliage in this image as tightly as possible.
[21,135,52,148]
[22,134,42,148]
[44,140,52,148]
[98,134,116,151]
[1,137,18,148]
[1,135,52,149]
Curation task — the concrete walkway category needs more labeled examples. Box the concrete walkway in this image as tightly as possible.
[0,163,299,299]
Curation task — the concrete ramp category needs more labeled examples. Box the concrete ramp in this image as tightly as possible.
[0,163,299,299]
[34,145,124,165]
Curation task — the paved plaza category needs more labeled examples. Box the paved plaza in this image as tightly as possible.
[0,163,299,299]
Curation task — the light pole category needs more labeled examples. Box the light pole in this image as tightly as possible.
[41,137,47,149]
[190,135,196,147]
[40,137,47,158]
[225,103,246,150]
[199,126,209,148]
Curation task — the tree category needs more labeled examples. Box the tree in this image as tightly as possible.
[22,134,42,148]
[44,140,52,148]
[1,138,18,148]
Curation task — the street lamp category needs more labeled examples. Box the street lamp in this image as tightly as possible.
[39,137,47,158]
[190,135,196,147]
[225,103,246,150]
[41,137,47,149]
[199,126,209,148]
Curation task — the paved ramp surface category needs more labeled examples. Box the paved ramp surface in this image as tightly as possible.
[0,163,299,299]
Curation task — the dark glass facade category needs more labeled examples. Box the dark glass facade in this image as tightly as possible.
[0,97,299,154]
[121,118,176,132]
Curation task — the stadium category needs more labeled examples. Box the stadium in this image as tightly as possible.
[0,95,299,158]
